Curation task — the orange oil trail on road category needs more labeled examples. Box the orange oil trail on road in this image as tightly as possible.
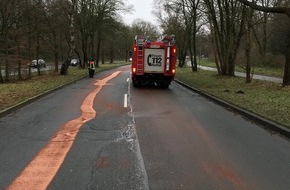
[7,71,122,190]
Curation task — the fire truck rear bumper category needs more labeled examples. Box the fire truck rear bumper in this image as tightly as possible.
[132,73,174,87]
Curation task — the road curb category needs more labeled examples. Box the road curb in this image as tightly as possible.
[174,79,290,139]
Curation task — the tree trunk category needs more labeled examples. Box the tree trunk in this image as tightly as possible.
[283,20,290,85]
[0,64,3,83]
[210,24,221,74]
[81,35,88,68]
[90,32,96,59]
[95,33,102,67]
[177,35,188,68]
[17,40,23,80]
[110,40,114,64]
[188,31,194,71]
[36,34,41,76]
[61,0,76,75]
[101,46,105,64]
[69,0,76,61]
[192,19,198,72]
[262,12,267,57]
[245,40,252,83]
[178,49,187,68]
[245,5,254,83]
[53,33,59,72]
[4,34,9,82]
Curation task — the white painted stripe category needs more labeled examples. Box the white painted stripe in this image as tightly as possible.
[127,78,130,82]
[124,94,128,108]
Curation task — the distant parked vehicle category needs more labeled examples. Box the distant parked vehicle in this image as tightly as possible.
[30,59,46,68]
[70,59,80,66]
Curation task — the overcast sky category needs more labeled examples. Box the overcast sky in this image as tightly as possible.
[122,0,157,25]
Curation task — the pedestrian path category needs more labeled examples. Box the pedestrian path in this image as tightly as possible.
[198,66,283,83]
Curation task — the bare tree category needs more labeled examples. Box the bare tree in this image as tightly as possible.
[131,19,160,39]
[204,0,247,76]
[74,0,127,68]
[153,0,189,67]
[154,0,202,71]
[0,0,38,82]
[0,0,24,82]
[119,25,134,62]
[43,0,70,72]
[180,0,201,72]
[237,0,290,85]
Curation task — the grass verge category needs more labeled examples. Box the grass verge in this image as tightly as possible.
[175,67,290,128]
[0,63,126,111]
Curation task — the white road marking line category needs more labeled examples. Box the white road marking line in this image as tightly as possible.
[127,78,130,82]
[124,94,128,108]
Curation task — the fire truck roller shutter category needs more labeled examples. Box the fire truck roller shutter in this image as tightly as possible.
[144,48,165,73]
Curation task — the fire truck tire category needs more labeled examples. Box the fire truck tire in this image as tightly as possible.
[160,83,169,89]
[133,81,140,88]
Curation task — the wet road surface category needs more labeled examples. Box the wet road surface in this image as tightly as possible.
[0,65,290,190]
[132,82,290,190]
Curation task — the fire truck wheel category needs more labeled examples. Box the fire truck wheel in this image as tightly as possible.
[133,81,140,88]
[160,83,169,89]
[163,84,169,89]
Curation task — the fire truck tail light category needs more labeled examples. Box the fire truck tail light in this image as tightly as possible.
[172,69,176,74]
[134,47,137,52]
[132,67,137,73]
[173,48,176,54]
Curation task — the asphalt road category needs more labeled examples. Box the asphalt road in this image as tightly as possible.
[0,65,290,190]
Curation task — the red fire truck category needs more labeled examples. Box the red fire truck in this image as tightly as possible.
[131,35,177,88]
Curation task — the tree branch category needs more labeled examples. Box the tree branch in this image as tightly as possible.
[237,0,290,16]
